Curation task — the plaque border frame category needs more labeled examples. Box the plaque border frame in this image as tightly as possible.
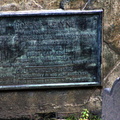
[0,10,103,90]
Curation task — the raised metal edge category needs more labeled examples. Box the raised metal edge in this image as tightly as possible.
[0,9,103,17]
[0,82,100,90]
[96,10,103,86]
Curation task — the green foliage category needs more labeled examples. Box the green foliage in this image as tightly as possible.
[66,109,102,120]
[80,109,101,120]
[79,109,89,120]
[89,113,102,120]
[66,114,78,120]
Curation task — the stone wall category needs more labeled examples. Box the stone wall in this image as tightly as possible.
[0,0,119,119]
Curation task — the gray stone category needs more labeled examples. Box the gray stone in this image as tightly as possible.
[102,77,120,120]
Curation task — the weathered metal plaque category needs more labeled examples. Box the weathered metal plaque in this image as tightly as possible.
[0,10,102,90]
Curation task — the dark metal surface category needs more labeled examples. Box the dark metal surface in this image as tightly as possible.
[0,10,103,90]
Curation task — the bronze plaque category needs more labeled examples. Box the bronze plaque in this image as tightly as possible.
[0,10,102,90]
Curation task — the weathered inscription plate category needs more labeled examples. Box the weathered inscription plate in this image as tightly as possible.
[0,10,102,90]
